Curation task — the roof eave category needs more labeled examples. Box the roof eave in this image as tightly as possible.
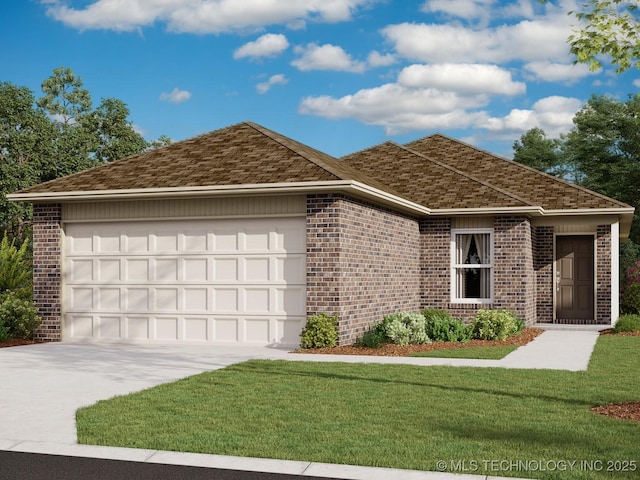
[7,181,432,217]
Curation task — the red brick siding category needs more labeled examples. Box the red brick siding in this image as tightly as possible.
[596,224,612,324]
[493,216,537,325]
[306,194,421,345]
[420,216,538,325]
[32,204,63,341]
[420,217,451,311]
[533,226,554,323]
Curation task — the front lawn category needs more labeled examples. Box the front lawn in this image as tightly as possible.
[77,336,640,479]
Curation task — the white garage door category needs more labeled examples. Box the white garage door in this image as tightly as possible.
[63,217,306,346]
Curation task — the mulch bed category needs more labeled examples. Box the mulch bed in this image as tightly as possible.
[591,402,640,422]
[293,327,543,357]
[0,339,41,348]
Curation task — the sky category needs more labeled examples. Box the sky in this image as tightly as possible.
[2,0,638,159]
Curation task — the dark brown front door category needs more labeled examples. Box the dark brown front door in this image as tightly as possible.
[556,236,594,321]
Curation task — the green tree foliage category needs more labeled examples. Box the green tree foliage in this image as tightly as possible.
[512,127,576,180]
[541,0,640,72]
[513,94,640,244]
[1,67,158,240]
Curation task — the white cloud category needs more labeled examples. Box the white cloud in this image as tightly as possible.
[524,61,594,83]
[292,43,366,73]
[234,33,289,60]
[482,96,582,137]
[382,14,571,64]
[299,82,490,134]
[256,74,288,94]
[398,64,526,96]
[633,79,640,88]
[367,51,397,67]
[159,87,192,104]
[44,0,377,33]
[420,0,497,24]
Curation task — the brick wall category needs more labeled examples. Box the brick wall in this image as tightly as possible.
[306,194,421,345]
[32,204,63,341]
[596,224,612,324]
[420,215,538,325]
[533,225,554,323]
[493,216,537,325]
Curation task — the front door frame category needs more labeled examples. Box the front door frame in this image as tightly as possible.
[553,232,597,323]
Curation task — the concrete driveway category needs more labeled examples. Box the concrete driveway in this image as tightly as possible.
[0,342,292,444]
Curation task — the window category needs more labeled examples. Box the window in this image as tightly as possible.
[451,229,493,303]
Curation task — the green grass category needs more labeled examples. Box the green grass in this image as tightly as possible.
[77,336,640,479]
[408,345,518,359]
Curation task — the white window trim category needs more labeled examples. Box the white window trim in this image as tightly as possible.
[450,228,494,304]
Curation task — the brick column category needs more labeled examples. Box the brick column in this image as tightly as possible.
[32,204,62,341]
[596,224,611,324]
[493,216,536,325]
[534,226,554,323]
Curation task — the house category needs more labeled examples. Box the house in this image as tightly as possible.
[8,122,634,346]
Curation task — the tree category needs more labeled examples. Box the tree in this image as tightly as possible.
[84,98,148,163]
[512,127,570,178]
[541,0,640,72]
[513,94,640,243]
[564,94,640,209]
[0,82,54,239]
[0,67,157,240]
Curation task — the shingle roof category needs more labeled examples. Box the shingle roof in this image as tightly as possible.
[404,133,630,210]
[16,121,397,196]
[341,142,529,209]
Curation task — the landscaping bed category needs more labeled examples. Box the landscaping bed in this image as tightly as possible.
[0,338,40,348]
[294,327,542,356]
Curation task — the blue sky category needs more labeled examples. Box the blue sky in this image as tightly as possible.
[2,0,638,158]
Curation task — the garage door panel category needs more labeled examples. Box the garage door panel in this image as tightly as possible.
[127,288,149,310]
[154,288,179,311]
[244,257,271,281]
[70,259,94,282]
[98,316,121,339]
[125,259,149,281]
[98,259,121,281]
[64,218,305,346]
[184,258,208,281]
[98,288,121,310]
[213,258,238,281]
[214,288,239,311]
[127,317,150,340]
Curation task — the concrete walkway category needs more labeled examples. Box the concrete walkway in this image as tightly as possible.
[0,328,602,480]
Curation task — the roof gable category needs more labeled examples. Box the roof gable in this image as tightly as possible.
[341,142,529,209]
[16,122,394,196]
[405,133,630,211]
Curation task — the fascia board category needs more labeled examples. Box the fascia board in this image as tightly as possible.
[7,181,431,216]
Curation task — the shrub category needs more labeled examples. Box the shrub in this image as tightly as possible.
[0,235,32,300]
[378,312,430,346]
[614,314,640,333]
[422,308,471,342]
[621,282,640,315]
[470,309,522,341]
[0,291,40,340]
[300,313,339,349]
[355,328,385,348]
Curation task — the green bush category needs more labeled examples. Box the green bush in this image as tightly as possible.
[0,235,32,300]
[422,308,471,342]
[614,314,640,333]
[621,282,640,315]
[0,291,40,340]
[377,312,430,346]
[355,328,385,348]
[470,309,522,341]
[300,313,339,349]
